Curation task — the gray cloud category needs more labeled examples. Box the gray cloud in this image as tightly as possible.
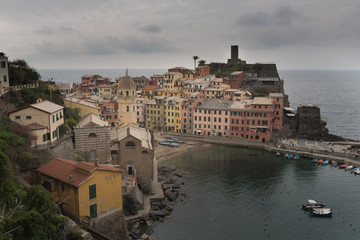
[35,35,174,56]
[59,27,74,32]
[238,5,303,27]
[35,26,53,35]
[139,24,162,33]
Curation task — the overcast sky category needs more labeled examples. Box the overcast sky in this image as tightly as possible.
[1,0,360,70]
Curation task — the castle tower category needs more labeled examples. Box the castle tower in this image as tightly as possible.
[231,45,239,61]
[116,70,137,127]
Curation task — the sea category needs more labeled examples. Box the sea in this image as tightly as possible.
[38,69,360,240]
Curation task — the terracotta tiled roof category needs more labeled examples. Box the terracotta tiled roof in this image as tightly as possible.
[37,158,122,187]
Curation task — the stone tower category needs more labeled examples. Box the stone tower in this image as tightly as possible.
[116,70,137,127]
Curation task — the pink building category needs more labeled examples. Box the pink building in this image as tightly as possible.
[210,78,223,88]
[193,99,232,136]
[150,74,164,88]
[137,98,146,127]
[223,71,246,89]
[99,101,118,128]
[269,93,284,130]
[229,93,283,143]
[181,92,205,134]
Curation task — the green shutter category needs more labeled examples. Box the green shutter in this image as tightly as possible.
[90,204,97,218]
[43,134,46,142]
[89,184,96,199]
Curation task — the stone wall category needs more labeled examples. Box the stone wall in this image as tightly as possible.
[293,105,328,139]
[91,209,128,240]
[74,126,110,163]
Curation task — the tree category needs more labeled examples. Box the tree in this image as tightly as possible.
[8,59,40,86]
[192,56,199,69]
[198,60,206,67]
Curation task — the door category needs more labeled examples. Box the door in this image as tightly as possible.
[90,150,96,161]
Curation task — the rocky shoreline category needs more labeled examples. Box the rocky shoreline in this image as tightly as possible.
[127,165,189,240]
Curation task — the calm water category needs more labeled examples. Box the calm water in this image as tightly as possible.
[38,69,360,140]
[153,146,360,240]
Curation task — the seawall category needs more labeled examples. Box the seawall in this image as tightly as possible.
[161,133,360,167]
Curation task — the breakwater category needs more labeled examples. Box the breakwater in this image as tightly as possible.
[161,133,360,166]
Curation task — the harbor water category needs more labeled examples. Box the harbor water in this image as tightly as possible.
[152,146,360,240]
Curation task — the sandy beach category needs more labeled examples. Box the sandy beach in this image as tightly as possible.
[154,134,213,162]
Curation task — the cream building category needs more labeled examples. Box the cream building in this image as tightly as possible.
[116,71,137,127]
[0,52,9,94]
[9,100,64,146]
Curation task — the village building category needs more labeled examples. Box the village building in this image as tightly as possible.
[74,113,110,163]
[141,85,158,99]
[98,100,118,128]
[8,100,64,146]
[98,83,116,98]
[149,74,164,88]
[64,94,99,118]
[37,158,123,222]
[164,96,185,133]
[230,97,275,143]
[269,93,284,130]
[0,52,9,95]
[133,76,150,90]
[110,126,153,193]
[193,99,232,136]
[195,66,210,79]
[223,71,246,89]
[181,92,205,134]
[145,96,166,131]
[136,98,146,127]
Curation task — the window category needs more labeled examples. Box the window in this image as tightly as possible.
[0,61,5,68]
[3,76,7,82]
[90,204,97,218]
[89,184,96,199]
[88,133,97,138]
[15,116,20,120]
[26,116,31,120]
[127,106,129,112]
[125,141,136,147]
[53,115,55,123]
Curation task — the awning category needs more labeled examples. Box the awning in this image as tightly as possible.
[286,113,296,117]
[284,107,295,111]
[195,130,202,133]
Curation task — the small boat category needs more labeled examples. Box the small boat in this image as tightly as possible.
[354,169,360,175]
[285,153,289,158]
[302,200,326,211]
[167,137,180,142]
[312,208,332,217]
[317,159,323,165]
[276,152,281,156]
[351,167,360,174]
[331,161,338,167]
[322,160,329,166]
[169,142,180,147]
[159,141,170,146]
[288,154,294,159]
[294,155,300,160]
[339,163,349,169]
[345,165,354,171]
[311,159,318,163]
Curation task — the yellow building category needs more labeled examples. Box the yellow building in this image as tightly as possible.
[9,100,64,146]
[164,96,184,133]
[63,97,99,118]
[203,87,225,99]
[145,96,166,131]
[163,72,183,91]
[98,83,116,97]
[141,85,158,99]
[37,158,123,222]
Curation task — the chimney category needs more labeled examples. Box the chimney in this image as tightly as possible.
[69,175,73,183]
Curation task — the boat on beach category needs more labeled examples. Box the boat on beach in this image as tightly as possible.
[311,159,318,163]
[331,160,338,167]
[339,163,349,169]
[354,169,360,175]
[317,159,323,165]
[294,155,300,160]
[322,160,329,166]
[351,167,360,174]
[276,152,281,156]
[345,165,354,171]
